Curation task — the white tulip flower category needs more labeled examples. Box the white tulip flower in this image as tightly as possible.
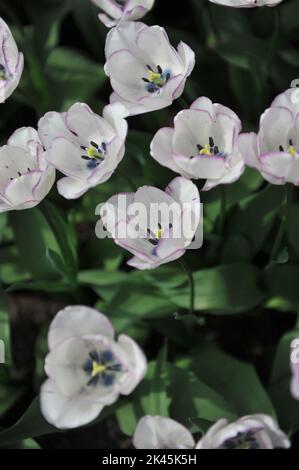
[91,0,155,28]
[0,17,24,103]
[209,0,284,7]
[151,97,244,191]
[239,90,299,185]
[104,22,195,116]
[100,176,202,270]
[133,416,195,449]
[196,415,290,449]
[38,102,128,199]
[0,127,55,212]
[40,305,147,429]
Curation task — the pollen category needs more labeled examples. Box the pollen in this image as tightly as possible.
[91,361,107,378]
[156,228,164,240]
[199,144,212,156]
[287,146,297,157]
[87,146,98,158]
[148,71,162,83]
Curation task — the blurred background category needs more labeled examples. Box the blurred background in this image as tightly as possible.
[0,0,299,449]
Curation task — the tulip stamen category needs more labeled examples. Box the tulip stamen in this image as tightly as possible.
[279,140,297,156]
[143,65,171,94]
[0,64,7,81]
[84,350,122,387]
[81,141,107,169]
[221,431,259,449]
[197,138,227,158]
[147,223,173,256]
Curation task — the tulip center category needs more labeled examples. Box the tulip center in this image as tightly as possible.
[84,349,122,387]
[279,140,297,156]
[142,65,171,94]
[221,431,259,449]
[148,224,164,247]
[81,141,107,169]
[147,223,173,256]
[196,137,227,159]
[0,64,8,81]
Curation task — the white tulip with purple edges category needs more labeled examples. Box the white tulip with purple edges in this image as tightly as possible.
[0,17,24,103]
[38,102,128,199]
[239,89,299,186]
[151,97,244,191]
[196,415,290,449]
[0,127,55,213]
[209,0,284,7]
[100,177,201,270]
[91,0,155,28]
[104,22,195,116]
[40,305,147,429]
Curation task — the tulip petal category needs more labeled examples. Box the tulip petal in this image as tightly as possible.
[40,379,104,430]
[48,305,115,350]
[117,334,147,395]
[133,416,195,449]
[38,111,76,150]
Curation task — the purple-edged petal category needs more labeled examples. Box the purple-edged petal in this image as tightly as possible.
[7,126,40,150]
[66,102,115,143]
[150,127,191,177]
[174,154,227,180]
[260,151,299,183]
[38,111,76,150]
[191,96,241,128]
[238,132,259,169]
[259,106,294,154]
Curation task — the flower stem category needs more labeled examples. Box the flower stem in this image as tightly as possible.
[178,258,195,315]
[270,184,292,262]
[218,185,227,234]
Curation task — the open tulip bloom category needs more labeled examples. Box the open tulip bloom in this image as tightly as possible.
[0,127,55,213]
[133,414,289,449]
[151,97,244,191]
[133,416,195,449]
[104,22,195,116]
[92,0,155,28]
[0,17,23,103]
[40,306,147,429]
[239,89,299,185]
[209,0,284,7]
[196,415,290,449]
[99,177,202,270]
[38,102,128,199]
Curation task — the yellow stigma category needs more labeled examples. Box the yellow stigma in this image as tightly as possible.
[287,146,297,157]
[156,228,164,240]
[91,361,106,378]
[148,71,161,82]
[87,146,97,158]
[199,144,212,156]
